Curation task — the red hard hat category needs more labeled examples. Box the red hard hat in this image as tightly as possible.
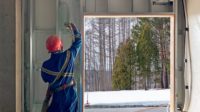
[46,35,63,52]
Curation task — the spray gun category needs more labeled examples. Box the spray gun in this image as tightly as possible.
[64,22,75,42]
[64,23,72,31]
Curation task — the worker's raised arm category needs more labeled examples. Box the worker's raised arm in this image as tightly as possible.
[65,23,82,60]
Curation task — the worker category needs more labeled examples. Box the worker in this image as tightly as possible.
[40,23,82,112]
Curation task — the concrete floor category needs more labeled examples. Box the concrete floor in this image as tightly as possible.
[85,107,168,112]
[32,104,168,112]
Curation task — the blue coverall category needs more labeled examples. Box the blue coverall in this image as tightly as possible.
[41,29,81,112]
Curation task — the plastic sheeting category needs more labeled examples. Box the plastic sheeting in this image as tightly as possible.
[187,0,200,111]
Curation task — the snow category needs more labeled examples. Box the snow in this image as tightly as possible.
[84,89,170,106]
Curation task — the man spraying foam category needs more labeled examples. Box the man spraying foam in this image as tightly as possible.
[41,23,81,112]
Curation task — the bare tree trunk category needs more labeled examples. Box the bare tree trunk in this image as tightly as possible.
[112,19,116,66]
[127,18,131,39]
[99,18,103,91]
[102,19,106,91]
[108,19,112,90]
[92,30,96,91]
[122,18,126,42]
[119,19,121,44]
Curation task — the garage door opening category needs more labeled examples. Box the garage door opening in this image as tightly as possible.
[83,15,174,112]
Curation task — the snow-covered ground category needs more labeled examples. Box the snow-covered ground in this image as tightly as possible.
[84,89,170,107]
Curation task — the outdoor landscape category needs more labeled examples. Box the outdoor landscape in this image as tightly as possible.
[84,17,170,112]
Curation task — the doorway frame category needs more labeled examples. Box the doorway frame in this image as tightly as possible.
[82,14,175,112]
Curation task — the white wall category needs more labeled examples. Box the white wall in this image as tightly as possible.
[187,0,200,112]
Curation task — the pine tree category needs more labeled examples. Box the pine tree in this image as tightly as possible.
[112,39,136,90]
[132,18,160,90]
